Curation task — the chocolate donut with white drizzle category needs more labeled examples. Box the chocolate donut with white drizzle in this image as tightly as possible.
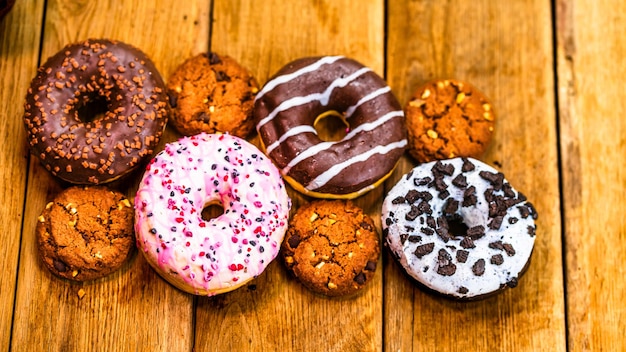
[254,56,407,199]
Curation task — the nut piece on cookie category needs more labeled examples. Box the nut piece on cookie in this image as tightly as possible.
[166,52,259,137]
[36,186,135,281]
[405,79,495,163]
[282,200,380,297]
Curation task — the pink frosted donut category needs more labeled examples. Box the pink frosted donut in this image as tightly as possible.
[134,133,291,295]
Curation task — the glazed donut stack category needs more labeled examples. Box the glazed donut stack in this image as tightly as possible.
[24,40,537,300]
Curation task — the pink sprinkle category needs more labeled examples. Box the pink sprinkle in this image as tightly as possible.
[231,236,238,243]
[254,201,262,208]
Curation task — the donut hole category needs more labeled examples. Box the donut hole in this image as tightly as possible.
[76,95,110,123]
[445,214,470,238]
[201,201,224,222]
[313,111,349,142]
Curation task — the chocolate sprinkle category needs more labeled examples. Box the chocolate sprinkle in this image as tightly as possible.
[420,227,435,236]
[488,215,504,230]
[456,250,469,263]
[436,249,456,276]
[503,243,516,256]
[405,190,433,204]
[489,241,504,251]
[443,198,459,215]
[460,237,475,249]
[472,259,486,276]
[457,286,469,294]
[417,200,432,215]
[408,235,421,243]
[461,158,475,172]
[479,171,504,190]
[451,174,468,188]
[415,176,432,186]
[518,205,531,218]
[405,205,420,221]
[426,216,436,229]
[414,243,435,258]
[391,196,405,204]
[405,190,420,203]
[490,254,504,265]
[466,225,485,240]
[433,161,455,176]
[462,186,477,207]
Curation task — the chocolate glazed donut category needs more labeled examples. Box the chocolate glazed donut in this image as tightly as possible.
[23,39,169,184]
[254,56,407,199]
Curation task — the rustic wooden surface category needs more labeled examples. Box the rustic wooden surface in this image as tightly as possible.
[0,0,623,351]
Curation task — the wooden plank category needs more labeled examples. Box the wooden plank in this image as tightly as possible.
[384,0,566,350]
[556,0,626,350]
[194,0,386,351]
[0,1,45,350]
[11,1,210,350]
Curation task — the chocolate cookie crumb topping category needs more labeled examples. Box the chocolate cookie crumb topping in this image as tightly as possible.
[472,259,486,276]
[436,249,456,276]
[414,243,435,258]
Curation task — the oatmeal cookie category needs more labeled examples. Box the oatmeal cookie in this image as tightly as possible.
[282,200,380,296]
[36,186,135,281]
[405,79,495,163]
[166,52,259,137]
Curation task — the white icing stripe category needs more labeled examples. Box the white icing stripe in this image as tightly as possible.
[255,56,344,101]
[305,139,408,191]
[278,110,403,174]
[265,125,317,155]
[256,67,373,131]
[345,86,391,118]
[343,110,404,140]
[282,141,334,174]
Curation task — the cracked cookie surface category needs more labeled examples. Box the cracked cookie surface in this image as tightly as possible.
[166,52,259,137]
[405,79,495,163]
[36,186,135,281]
[282,200,380,296]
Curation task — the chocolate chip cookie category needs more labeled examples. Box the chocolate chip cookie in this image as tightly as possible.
[166,52,259,137]
[36,186,135,281]
[282,200,380,296]
[405,79,495,163]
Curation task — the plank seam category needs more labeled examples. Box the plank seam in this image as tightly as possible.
[10,0,48,350]
[551,0,571,350]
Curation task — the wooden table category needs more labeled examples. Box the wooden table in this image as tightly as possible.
[1,0,623,351]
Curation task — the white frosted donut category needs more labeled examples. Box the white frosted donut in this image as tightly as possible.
[382,158,537,300]
[134,133,291,295]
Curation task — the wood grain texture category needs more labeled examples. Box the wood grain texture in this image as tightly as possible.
[0,1,45,350]
[193,0,385,351]
[557,1,626,351]
[4,0,625,350]
[384,0,565,351]
[11,1,210,351]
